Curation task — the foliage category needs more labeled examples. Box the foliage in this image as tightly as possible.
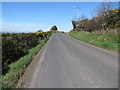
[2,38,49,88]
[109,9,120,13]
[50,25,58,31]
[105,9,120,28]
[2,31,52,75]
[71,9,120,32]
[37,30,43,32]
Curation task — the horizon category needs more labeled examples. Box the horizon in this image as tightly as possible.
[2,2,118,33]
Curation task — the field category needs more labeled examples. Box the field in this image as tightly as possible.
[69,31,118,53]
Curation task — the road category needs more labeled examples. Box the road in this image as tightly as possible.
[24,33,118,88]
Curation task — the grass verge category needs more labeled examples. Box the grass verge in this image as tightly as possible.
[2,38,49,88]
[69,31,118,53]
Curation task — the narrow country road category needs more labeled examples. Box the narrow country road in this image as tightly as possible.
[24,33,118,88]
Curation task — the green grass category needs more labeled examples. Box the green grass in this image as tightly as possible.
[2,38,49,88]
[69,31,118,52]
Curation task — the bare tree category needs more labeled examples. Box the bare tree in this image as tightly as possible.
[95,0,117,30]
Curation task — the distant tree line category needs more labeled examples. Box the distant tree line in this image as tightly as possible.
[72,2,120,32]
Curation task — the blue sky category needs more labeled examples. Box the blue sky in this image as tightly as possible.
[2,2,106,32]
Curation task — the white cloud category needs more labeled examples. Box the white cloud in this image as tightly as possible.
[2,22,43,33]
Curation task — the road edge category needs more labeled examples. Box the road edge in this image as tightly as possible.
[17,36,52,88]
[67,33,118,56]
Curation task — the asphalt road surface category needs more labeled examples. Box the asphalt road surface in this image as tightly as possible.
[24,33,118,88]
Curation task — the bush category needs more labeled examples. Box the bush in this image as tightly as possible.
[2,32,52,75]
[50,25,58,31]
[71,9,120,32]
[2,38,49,88]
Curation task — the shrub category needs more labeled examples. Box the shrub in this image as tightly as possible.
[2,38,49,88]
[2,32,52,75]
[50,25,58,31]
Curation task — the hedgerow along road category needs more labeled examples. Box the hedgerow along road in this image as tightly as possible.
[23,33,118,88]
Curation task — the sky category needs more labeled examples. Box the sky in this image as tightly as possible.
[1,2,115,33]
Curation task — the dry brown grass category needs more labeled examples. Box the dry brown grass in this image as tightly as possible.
[92,28,119,34]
